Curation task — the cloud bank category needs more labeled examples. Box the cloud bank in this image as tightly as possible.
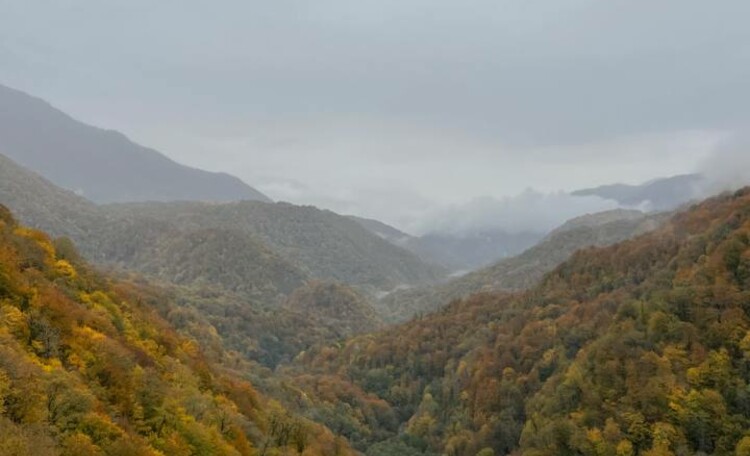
[411,190,618,236]
[697,133,750,196]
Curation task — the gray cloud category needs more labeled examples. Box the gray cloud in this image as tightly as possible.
[0,1,746,230]
[697,133,750,196]
[413,190,618,236]
[5,0,743,145]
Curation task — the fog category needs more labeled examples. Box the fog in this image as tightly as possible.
[0,1,748,233]
[698,134,750,197]
[412,191,618,236]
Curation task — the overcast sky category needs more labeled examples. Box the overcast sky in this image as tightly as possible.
[1,1,748,232]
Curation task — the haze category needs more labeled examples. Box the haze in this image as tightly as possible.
[1,0,748,232]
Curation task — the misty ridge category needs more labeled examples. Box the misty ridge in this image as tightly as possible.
[386,137,750,272]
[0,80,747,274]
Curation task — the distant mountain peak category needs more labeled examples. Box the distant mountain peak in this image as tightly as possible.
[0,83,271,204]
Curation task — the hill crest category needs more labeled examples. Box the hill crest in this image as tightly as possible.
[0,83,270,204]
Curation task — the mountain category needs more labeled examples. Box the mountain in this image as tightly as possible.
[286,187,750,455]
[0,83,270,203]
[349,216,543,272]
[572,174,703,210]
[377,209,665,322]
[123,227,309,299]
[0,153,444,297]
[0,154,438,369]
[152,280,382,369]
[283,281,383,337]
[403,229,544,272]
[448,209,665,294]
[101,201,446,292]
[0,205,354,455]
[348,216,415,246]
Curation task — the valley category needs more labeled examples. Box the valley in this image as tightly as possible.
[0,6,747,452]
[4,135,749,454]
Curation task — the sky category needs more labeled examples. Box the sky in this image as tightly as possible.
[0,1,748,233]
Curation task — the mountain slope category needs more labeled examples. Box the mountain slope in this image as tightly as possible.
[283,281,383,337]
[0,206,354,455]
[349,215,543,272]
[0,153,106,239]
[0,84,270,203]
[151,280,382,369]
[378,209,665,322]
[0,153,300,303]
[403,229,544,272]
[0,153,443,298]
[287,188,750,455]
[347,216,414,246]
[102,201,446,291]
[98,224,309,303]
[0,155,432,369]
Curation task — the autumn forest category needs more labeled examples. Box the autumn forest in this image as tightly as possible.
[2,4,750,454]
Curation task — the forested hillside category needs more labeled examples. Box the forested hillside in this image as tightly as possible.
[101,201,445,292]
[378,210,666,322]
[286,188,750,455]
[97,224,310,304]
[283,281,383,337]
[150,279,382,369]
[0,153,105,240]
[0,205,354,455]
[0,153,427,369]
[0,153,444,298]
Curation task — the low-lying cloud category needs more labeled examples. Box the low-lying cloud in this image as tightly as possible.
[696,133,750,196]
[412,189,618,236]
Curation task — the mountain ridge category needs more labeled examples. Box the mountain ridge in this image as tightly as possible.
[0,152,444,296]
[102,200,446,292]
[0,83,270,204]
[572,174,703,210]
[376,208,667,322]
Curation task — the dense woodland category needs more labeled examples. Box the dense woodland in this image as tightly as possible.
[378,210,666,323]
[0,205,354,455]
[283,188,750,455]
[3,146,750,455]
[146,279,382,369]
[100,201,444,292]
